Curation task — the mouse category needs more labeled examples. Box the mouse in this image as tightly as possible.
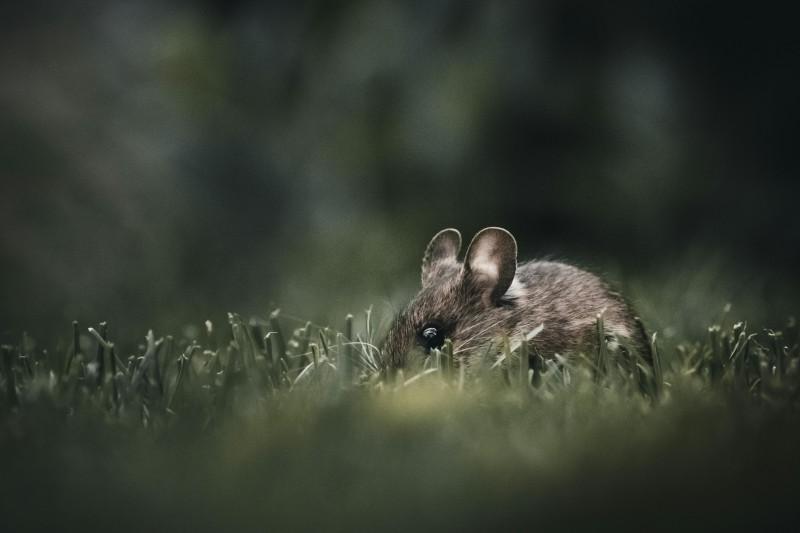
[381,227,653,387]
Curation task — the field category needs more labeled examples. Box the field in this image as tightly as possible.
[3,305,800,532]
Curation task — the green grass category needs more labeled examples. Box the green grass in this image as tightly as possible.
[2,308,800,532]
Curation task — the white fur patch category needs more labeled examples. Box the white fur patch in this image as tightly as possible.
[607,323,632,339]
[504,276,526,301]
[573,317,632,339]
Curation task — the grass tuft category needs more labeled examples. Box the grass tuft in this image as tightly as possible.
[2,306,800,531]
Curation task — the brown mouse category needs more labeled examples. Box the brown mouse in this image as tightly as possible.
[381,227,653,386]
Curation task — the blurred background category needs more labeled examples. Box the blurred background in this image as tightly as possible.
[1,1,798,346]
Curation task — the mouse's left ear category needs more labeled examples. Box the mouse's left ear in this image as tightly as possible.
[421,228,462,285]
[463,227,517,305]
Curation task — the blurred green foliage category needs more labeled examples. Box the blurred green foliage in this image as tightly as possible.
[1,1,798,345]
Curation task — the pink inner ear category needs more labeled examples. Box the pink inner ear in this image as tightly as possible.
[470,252,499,282]
[468,234,502,282]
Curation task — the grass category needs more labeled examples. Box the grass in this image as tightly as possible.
[2,307,800,532]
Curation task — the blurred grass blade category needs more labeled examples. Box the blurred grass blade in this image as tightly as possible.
[2,345,19,408]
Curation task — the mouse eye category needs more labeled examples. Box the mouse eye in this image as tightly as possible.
[419,324,445,352]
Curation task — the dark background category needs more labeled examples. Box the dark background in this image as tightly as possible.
[1,1,798,346]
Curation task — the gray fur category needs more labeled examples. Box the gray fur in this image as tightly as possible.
[382,227,652,376]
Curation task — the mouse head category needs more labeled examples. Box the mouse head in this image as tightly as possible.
[382,227,519,370]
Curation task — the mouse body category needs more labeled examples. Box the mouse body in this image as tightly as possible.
[381,227,652,381]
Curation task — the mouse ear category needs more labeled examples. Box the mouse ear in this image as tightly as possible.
[463,227,517,305]
[421,228,462,285]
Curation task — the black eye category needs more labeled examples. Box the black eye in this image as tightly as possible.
[419,324,445,351]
